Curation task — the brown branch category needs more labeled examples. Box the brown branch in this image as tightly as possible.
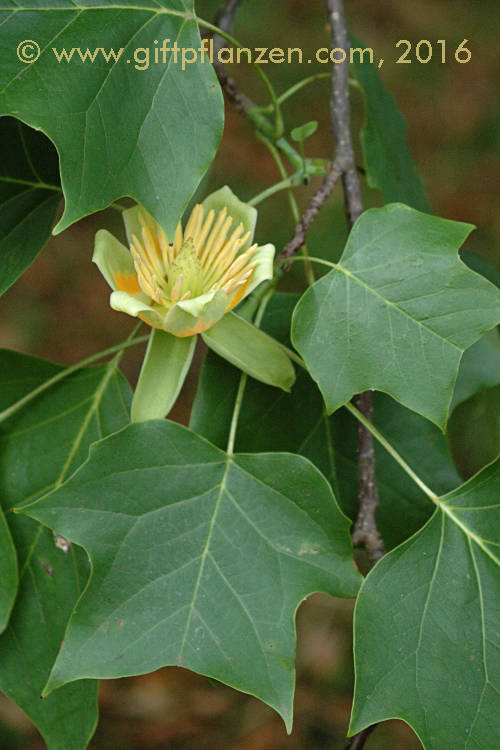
[279,156,344,261]
[281,0,385,575]
[214,0,244,35]
[207,0,327,183]
[278,0,361,265]
[324,0,385,568]
[213,64,254,115]
[327,0,363,225]
[321,8,385,750]
[351,392,385,564]
[344,725,376,750]
[209,1,383,747]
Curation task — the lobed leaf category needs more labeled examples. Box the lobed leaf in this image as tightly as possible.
[192,293,462,549]
[0,1,223,235]
[21,420,361,730]
[292,204,500,428]
[350,458,500,750]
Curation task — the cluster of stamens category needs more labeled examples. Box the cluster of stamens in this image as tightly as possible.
[129,204,259,309]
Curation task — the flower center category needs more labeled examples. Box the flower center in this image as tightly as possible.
[130,206,258,309]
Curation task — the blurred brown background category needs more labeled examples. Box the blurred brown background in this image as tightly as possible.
[0,0,498,747]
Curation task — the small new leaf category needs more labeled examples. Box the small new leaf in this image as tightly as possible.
[291,121,318,142]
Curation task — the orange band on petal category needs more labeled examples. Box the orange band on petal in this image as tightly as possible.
[114,272,141,294]
[137,311,162,330]
[175,318,210,337]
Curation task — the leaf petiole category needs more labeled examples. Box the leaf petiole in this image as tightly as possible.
[275,317,440,504]
[248,174,302,207]
[259,72,332,112]
[275,255,338,270]
[344,403,439,503]
[226,373,247,456]
[0,325,148,424]
[226,290,275,455]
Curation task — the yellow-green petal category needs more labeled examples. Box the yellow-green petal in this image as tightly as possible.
[201,311,296,392]
[93,230,136,291]
[244,243,275,297]
[202,186,257,252]
[162,289,229,337]
[110,290,163,328]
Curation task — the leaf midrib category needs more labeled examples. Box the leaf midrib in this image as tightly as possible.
[177,456,230,664]
[438,501,500,567]
[337,263,463,352]
[1,4,193,17]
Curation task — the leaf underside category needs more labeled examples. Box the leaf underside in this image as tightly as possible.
[350,36,429,212]
[0,117,60,295]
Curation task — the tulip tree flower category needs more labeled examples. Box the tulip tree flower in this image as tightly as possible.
[93,186,295,421]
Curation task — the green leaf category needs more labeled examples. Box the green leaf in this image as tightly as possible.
[292,204,500,428]
[290,121,318,142]
[448,384,500,480]
[350,457,500,750]
[447,329,500,478]
[192,296,342,495]
[450,328,500,412]
[0,117,61,295]
[0,2,223,236]
[351,393,461,550]
[0,505,17,633]
[21,420,360,730]
[192,293,461,550]
[131,328,196,422]
[349,36,429,211]
[0,349,132,750]
[201,311,296,392]
[461,251,500,289]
